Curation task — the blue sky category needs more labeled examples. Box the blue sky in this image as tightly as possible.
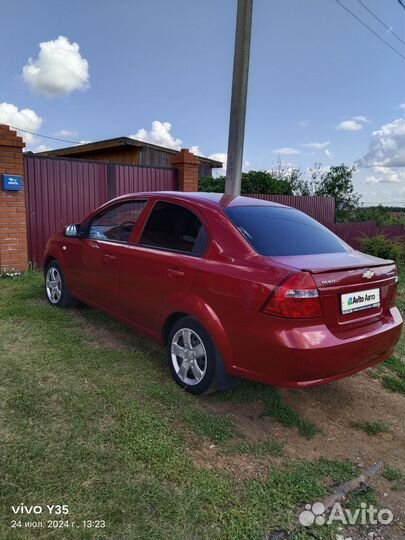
[1,0,404,206]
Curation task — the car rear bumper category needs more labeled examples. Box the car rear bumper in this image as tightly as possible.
[227,307,403,388]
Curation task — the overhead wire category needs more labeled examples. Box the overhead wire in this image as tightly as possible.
[6,125,81,145]
[357,0,405,45]
[335,0,405,60]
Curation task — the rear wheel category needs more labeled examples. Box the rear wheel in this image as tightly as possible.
[45,261,75,308]
[167,317,216,395]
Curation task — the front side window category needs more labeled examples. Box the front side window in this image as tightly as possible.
[87,200,147,243]
[140,201,207,255]
[225,206,348,256]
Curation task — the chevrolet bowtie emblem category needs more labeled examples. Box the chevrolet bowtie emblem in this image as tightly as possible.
[362,270,375,279]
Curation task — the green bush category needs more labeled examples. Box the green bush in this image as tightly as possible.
[199,171,293,195]
[360,235,404,263]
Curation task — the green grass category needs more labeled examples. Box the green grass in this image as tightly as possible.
[0,272,379,539]
[214,382,320,439]
[371,269,405,393]
[347,487,378,511]
[351,421,389,436]
[383,467,404,492]
[384,355,405,378]
[382,376,405,395]
[383,467,403,482]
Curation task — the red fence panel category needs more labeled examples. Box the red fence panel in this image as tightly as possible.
[330,222,405,250]
[25,156,109,267]
[114,164,177,197]
[245,194,335,226]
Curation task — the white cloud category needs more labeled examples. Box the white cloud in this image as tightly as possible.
[336,119,363,131]
[352,115,370,123]
[298,121,309,128]
[208,152,227,164]
[272,147,301,156]
[302,141,330,149]
[365,166,404,185]
[324,148,333,159]
[202,153,249,176]
[399,103,405,111]
[0,102,42,145]
[55,129,79,139]
[357,117,405,168]
[336,115,370,131]
[23,36,89,97]
[130,121,183,150]
[190,145,204,156]
[33,143,52,152]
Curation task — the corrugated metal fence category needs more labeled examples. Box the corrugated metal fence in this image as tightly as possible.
[25,155,177,266]
[330,221,405,250]
[246,194,335,226]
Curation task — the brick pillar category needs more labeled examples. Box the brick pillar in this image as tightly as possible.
[170,148,200,192]
[0,125,28,272]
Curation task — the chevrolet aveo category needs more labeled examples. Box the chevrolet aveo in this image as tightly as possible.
[43,192,403,394]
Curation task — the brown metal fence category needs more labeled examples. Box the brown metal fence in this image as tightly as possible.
[246,194,335,226]
[330,222,405,250]
[25,155,177,267]
[114,164,177,197]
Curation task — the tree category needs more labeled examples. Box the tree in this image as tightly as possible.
[199,170,294,195]
[311,164,361,222]
[199,163,362,223]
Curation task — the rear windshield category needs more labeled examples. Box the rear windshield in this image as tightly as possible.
[225,206,348,256]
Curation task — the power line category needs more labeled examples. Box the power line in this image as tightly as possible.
[335,0,405,60]
[397,0,405,12]
[357,0,405,45]
[7,125,81,145]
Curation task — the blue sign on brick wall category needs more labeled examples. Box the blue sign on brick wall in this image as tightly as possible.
[2,174,23,191]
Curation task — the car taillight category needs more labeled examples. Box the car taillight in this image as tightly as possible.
[263,272,322,318]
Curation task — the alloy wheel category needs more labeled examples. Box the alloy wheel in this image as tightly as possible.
[171,328,207,386]
[46,266,62,304]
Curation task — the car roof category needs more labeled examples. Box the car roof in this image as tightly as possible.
[114,191,289,210]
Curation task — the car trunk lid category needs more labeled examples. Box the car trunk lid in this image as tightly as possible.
[269,252,397,332]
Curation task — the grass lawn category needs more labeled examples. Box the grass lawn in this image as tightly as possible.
[0,271,403,539]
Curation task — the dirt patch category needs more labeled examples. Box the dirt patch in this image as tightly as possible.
[69,308,163,355]
[204,370,405,536]
[278,371,404,469]
[71,312,132,352]
[191,438,271,480]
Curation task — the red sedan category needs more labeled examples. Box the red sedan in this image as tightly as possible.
[43,192,403,394]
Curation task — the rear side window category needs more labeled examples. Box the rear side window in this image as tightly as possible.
[140,201,208,256]
[225,206,348,256]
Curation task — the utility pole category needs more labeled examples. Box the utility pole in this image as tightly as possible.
[225,0,253,195]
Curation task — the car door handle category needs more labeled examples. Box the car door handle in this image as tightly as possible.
[103,253,117,262]
[167,268,185,278]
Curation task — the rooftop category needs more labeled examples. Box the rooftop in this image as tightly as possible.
[33,136,223,168]
[111,191,287,209]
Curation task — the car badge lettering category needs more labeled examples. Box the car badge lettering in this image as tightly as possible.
[320,279,336,286]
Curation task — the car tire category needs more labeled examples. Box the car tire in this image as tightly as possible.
[44,260,75,308]
[167,317,217,395]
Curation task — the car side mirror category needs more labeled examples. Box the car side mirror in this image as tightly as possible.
[64,224,82,238]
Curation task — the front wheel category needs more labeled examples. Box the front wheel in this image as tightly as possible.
[167,317,217,395]
[45,261,75,308]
